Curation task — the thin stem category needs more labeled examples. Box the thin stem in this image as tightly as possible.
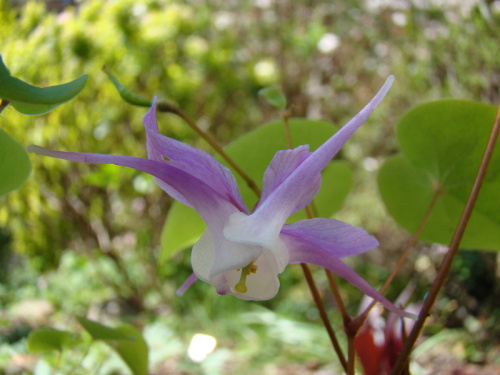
[347,333,356,375]
[156,101,261,196]
[325,270,350,322]
[354,186,442,329]
[325,269,356,374]
[301,263,348,372]
[282,110,347,370]
[282,109,293,149]
[391,105,500,375]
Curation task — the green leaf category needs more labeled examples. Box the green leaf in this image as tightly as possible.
[104,67,152,107]
[77,317,136,341]
[0,55,88,115]
[258,87,287,109]
[27,328,76,353]
[378,100,500,250]
[0,128,31,196]
[112,325,149,375]
[160,118,353,262]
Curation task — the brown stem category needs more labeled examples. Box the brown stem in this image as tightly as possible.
[354,186,442,329]
[326,269,358,374]
[282,109,293,149]
[282,111,347,370]
[390,105,500,374]
[325,270,350,322]
[346,333,356,375]
[0,99,10,114]
[156,101,261,196]
[301,263,348,372]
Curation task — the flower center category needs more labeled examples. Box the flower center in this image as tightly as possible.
[234,261,258,293]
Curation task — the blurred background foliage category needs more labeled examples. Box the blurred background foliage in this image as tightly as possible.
[1,0,500,373]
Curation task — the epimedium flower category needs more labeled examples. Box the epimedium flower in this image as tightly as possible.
[28,75,408,316]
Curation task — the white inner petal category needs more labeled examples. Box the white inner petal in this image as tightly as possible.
[192,220,289,301]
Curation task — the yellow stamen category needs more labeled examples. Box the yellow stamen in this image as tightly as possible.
[234,262,258,293]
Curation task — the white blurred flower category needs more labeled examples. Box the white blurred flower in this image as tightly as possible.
[392,11,407,26]
[187,334,217,362]
[317,33,341,54]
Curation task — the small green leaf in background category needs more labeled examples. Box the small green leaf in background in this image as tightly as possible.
[113,325,149,375]
[104,67,152,107]
[378,99,500,251]
[258,86,287,110]
[160,118,353,263]
[0,128,31,197]
[27,328,76,353]
[0,55,88,115]
[77,317,136,341]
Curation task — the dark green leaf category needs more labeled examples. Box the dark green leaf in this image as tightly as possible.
[0,55,88,115]
[77,317,136,341]
[378,100,500,250]
[27,328,76,353]
[0,129,31,196]
[160,118,353,262]
[258,87,287,109]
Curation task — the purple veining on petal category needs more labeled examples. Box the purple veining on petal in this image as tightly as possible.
[281,230,415,318]
[251,76,395,236]
[281,218,379,258]
[256,145,321,214]
[142,97,192,206]
[144,99,248,213]
[26,146,239,232]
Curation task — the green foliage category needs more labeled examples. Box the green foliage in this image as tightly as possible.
[161,118,353,261]
[112,325,149,375]
[77,317,136,341]
[104,67,152,107]
[1,1,500,373]
[0,55,88,115]
[378,100,500,250]
[258,87,287,110]
[78,317,148,375]
[26,328,77,353]
[0,129,31,197]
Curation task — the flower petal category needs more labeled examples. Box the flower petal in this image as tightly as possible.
[247,76,394,240]
[142,98,191,206]
[191,229,280,300]
[281,229,414,318]
[193,229,262,279]
[281,218,379,258]
[256,145,321,214]
[144,99,248,213]
[27,146,239,231]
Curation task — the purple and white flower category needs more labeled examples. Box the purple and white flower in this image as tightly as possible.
[28,76,408,315]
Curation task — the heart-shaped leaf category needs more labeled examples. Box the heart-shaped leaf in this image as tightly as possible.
[0,128,31,196]
[160,118,353,262]
[378,100,500,250]
[0,55,88,115]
